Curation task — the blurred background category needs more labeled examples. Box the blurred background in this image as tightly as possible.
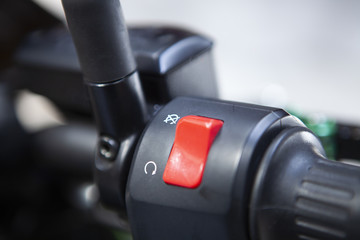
[34,0,360,123]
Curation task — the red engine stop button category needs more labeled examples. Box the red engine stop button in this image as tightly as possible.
[163,115,223,188]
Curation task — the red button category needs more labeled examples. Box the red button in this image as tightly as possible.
[163,115,223,188]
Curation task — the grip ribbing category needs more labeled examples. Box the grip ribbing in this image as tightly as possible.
[250,127,360,240]
[294,159,360,240]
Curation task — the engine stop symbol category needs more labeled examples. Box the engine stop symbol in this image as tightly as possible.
[164,114,180,125]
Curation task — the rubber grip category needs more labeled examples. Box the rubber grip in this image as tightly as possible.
[250,127,360,240]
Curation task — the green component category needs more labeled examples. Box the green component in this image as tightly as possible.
[288,110,337,160]
[112,230,133,240]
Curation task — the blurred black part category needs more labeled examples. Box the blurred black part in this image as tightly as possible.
[11,25,217,116]
[129,26,213,75]
[0,0,60,70]
[0,119,129,239]
[0,81,29,167]
[0,175,121,240]
[31,123,97,178]
[336,123,360,161]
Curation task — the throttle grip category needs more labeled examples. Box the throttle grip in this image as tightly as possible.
[250,127,360,240]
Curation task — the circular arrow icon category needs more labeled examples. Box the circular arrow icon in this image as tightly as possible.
[144,161,157,175]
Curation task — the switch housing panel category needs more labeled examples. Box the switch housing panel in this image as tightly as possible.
[126,97,299,240]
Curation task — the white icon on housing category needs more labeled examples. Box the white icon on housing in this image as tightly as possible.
[144,161,157,175]
[164,114,180,125]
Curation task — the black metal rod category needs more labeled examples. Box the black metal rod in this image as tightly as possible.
[61,0,136,84]
[61,0,148,210]
[61,0,148,141]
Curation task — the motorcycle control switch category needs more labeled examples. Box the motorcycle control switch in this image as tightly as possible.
[163,115,223,188]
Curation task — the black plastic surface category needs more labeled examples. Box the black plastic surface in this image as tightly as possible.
[144,50,218,104]
[14,26,212,75]
[12,25,217,110]
[89,72,148,210]
[129,27,212,74]
[0,0,59,69]
[126,97,301,240]
[32,124,96,177]
[87,73,147,140]
[336,123,360,161]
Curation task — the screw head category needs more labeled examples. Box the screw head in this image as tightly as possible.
[98,136,119,161]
